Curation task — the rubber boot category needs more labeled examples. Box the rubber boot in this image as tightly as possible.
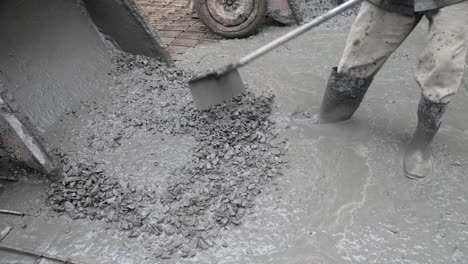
[403,96,448,179]
[312,67,373,123]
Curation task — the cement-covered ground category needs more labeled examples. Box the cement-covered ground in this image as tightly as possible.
[2,12,468,264]
[177,17,468,263]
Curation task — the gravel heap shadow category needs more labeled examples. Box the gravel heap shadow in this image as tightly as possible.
[46,53,287,259]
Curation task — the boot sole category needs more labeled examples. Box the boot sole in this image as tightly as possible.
[403,162,430,180]
[404,171,427,180]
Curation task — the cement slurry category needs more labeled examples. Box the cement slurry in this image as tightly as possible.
[1,17,468,264]
[289,0,355,23]
[0,52,286,262]
[0,0,112,133]
[176,21,468,263]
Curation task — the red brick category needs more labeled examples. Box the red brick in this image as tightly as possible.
[137,0,221,54]
[178,31,205,39]
[157,20,175,25]
[188,24,207,32]
[178,17,197,22]
[164,24,190,31]
[158,30,182,37]
[159,7,177,12]
[154,25,168,30]
[171,38,199,47]
[159,37,175,45]
[169,20,193,26]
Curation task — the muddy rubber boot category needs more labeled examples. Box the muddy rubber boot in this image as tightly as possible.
[312,67,373,123]
[403,96,448,179]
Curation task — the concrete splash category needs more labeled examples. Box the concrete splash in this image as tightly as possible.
[43,52,287,259]
[0,0,170,175]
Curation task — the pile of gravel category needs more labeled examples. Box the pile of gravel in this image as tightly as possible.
[46,53,287,259]
[47,158,155,232]
[154,92,287,257]
[289,0,358,28]
[47,53,186,236]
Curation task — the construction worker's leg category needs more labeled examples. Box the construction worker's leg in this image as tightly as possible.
[404,1,468,179]
[316,1,420,123]
[338,2,419,78]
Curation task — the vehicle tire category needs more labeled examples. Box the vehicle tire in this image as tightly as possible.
[194,0,268,39]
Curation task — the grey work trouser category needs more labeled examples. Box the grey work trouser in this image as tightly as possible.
[338,1,468,103]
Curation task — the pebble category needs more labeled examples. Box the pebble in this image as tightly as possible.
[45,52,287,259]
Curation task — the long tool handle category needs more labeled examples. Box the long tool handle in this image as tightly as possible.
[238,0,364,67]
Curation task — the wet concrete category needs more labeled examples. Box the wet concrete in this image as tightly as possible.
[2,14,468,264]
[0,0,171,174]
[0,173,157,264]
[0,0,170,133]
[176,20,468,263]
[289,0,356,23]
[0,50,287,261]
[0,0,112,133]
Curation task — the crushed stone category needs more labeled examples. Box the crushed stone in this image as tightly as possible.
[290,0,358,29]
[46,51,287,259]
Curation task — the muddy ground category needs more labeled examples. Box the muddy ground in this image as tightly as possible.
[1,50,287,263]
[2,9,468,264]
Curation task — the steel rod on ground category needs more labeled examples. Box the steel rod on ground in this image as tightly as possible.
[0,209,25,216]
[0,244,84,264]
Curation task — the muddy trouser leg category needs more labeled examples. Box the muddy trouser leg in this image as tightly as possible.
[338,2,421,78]
[415,2,468,104]
[318,1,421,123]
[404,2,468,179]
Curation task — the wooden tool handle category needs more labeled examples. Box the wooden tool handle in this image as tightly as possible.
[237,0,364,67]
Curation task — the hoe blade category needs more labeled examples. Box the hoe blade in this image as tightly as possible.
[188,67,246,110]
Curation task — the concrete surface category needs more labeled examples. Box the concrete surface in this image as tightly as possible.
[179,17,468,263]
[289,0,345,23]
[2,14,468,264]
[0,0,169,174]
[0,0,112,133]
[0,0,112,174]
[0,0,170,133]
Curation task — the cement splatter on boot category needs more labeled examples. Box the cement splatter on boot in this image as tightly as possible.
[404,95,448,179]
[313,67,373,124]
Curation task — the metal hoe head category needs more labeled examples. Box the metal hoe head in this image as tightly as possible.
[188,65,246,110]
[189,0,363,110]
